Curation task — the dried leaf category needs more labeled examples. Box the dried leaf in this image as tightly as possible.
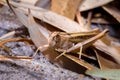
[103,1,120,23]
[6,1,100,72]
[8,5,50,50]
[27,10,49,49]
[79,0,113,11]
[86,69,120,80]
[76,11,92,29]
[94,40,120,64]
[51,0,82,19]
[0,0,88,33]
[64,54,97,70]
[2,0,120,73]
[20,0,38,5]
[91,16,112,24]
[94,35,120,66]
[95,49,120,69]
[76,10,86,27]
[35,0,50,9]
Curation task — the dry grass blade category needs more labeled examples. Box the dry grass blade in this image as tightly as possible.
[0,55,32,60]
[0,38,33,46]
[1,45,10,55]
[81,52,97,60]
[0,31,15,40]
[0,38,33,55]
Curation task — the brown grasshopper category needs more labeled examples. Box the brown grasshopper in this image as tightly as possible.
[49,29,108,59]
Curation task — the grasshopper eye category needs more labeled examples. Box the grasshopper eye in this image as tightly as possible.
[48,32,61,47]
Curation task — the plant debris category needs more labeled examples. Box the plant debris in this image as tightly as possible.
[0,0,120,80]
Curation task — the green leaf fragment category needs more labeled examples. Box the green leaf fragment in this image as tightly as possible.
[86,69,120,80]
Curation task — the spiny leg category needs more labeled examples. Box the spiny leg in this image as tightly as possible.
[55,49,67,60]
[55,45,83,60]
[32,47,41,57]
[32,44,49,57]
[78,45,83,59]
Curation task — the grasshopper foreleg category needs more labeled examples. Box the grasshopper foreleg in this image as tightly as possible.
[32,44,49,57]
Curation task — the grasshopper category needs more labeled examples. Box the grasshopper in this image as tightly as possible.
[49,28,100,48]
[49,29,108,59]
[5,0,108,60]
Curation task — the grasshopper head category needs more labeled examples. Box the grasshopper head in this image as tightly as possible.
[48,32,61,48]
